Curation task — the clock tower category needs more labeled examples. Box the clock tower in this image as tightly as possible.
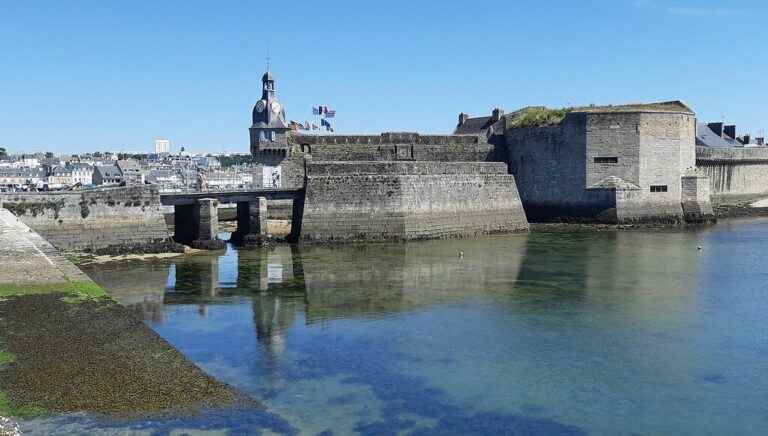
[249,70,290,152]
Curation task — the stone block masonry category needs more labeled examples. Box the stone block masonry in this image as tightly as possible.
[300,161,529,242]
[0,186,173,254]
[696,146,768,204]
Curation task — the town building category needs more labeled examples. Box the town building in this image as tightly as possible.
[0,167,46,191]
[116,160,144,185]
[93,165,123,186]
[155,139,170,154]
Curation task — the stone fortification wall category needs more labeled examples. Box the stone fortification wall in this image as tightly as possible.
[294,132,498,162]
[681,171,715,222]
[505,111,696,223]
[696,146,768,203]
[613,187,684,224]
[300,161,528,241]
[638,112,696,201]
[505,114,618,220]
[586,112,642,187]
[253,132,498,190]
[0,186,172,254]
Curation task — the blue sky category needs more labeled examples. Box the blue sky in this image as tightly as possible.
[0,0,765,154]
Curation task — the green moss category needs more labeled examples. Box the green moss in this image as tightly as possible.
[0,280,109,301]
[506,106,571,129]
[0,351,15,367]
[64,253,90,264]
[0,391,47,418]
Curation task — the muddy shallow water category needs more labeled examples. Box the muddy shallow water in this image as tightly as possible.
[17,218,768,435]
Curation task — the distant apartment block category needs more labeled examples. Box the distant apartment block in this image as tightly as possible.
[155,139,170,154]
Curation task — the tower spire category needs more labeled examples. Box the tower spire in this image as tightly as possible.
[266,41,271,72]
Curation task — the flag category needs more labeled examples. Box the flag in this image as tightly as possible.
[312,107,320,115]
[325,110,336,118]
[321,118,334,132]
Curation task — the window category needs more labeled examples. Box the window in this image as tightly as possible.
[650,185,668,193]
[594,157,618,164]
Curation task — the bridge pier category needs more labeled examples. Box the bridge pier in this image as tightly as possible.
[172,198,225,250]
[231,197,268,246]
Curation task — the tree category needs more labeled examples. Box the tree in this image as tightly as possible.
[0,147,7,159]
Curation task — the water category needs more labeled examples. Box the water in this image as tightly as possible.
[20,218,768,435]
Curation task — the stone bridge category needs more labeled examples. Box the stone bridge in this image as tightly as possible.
[160,189,305,246]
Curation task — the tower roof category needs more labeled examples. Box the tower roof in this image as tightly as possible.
[262,70,274,82]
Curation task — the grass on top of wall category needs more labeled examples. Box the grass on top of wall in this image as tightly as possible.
[506,107,571,129]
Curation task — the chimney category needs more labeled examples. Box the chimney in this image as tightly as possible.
[743,134,752,145]
[756,137,765,146]
[491,108,505,123]
[458,113,469,127]
[724,125,736,139]
[708,122,724,137]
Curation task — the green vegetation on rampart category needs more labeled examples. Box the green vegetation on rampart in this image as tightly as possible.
[0,280,108,301]
[506,107,571,129]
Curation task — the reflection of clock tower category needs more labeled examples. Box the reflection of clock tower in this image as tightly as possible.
[249,70,290,152]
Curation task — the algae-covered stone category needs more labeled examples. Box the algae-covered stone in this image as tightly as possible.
[0,294,257,418]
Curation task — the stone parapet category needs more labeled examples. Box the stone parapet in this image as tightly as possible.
[306,161,508,176]
[696,146,768,163]
[696,146,768,202]
[293,132,483,146]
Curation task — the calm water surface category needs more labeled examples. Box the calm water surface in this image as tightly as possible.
[21,218,768,435]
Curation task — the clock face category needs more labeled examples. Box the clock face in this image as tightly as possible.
[270,101,281,113]
[255,100,266,113]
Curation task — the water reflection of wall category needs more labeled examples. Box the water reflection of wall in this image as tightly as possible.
[299,235,529,323]
[512,231,701,322]
[90,229,700,330]
[585,231,700,319]
[236,246,298,293]
[85,262,168,322]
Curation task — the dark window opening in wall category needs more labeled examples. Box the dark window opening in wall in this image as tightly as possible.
[650,185,668,193]
[594,156,618,164]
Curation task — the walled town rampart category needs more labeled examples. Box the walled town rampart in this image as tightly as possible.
[695,146,768,203]
[0,186,172,254]
[293,132,498,164]
[503,107,710,223]
[300,161,528,241]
